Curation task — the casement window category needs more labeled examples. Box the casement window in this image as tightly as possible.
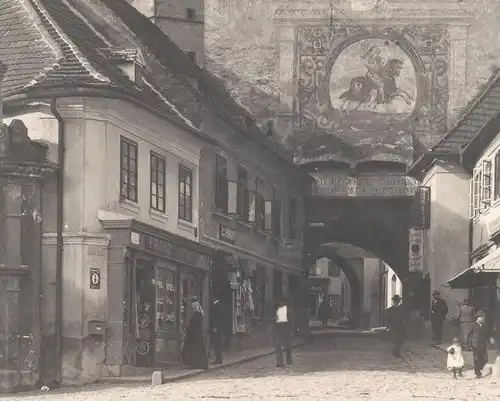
[178,165,193,222]
[482,160,492,206]
[120,137,138,202]
[237,166,249,221]
[215,155,228,212]
[495,152,500,200]
[272,188,281,238]
[288,198,298,239]
[471,168,483,218]
[150,152,166,212]
[255,178,265,229]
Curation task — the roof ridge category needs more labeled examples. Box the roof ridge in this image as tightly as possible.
[23,0,111,88]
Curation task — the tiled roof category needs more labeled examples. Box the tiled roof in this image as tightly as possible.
[0,0,201,133]
[407,71,500,177]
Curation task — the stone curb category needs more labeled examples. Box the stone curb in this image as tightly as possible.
[160,339,310,385]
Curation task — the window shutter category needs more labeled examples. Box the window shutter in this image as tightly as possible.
[228,180,237,214]
[264,200,272,231]
[482,160,492,205]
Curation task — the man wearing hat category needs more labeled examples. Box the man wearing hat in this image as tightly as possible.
[469,310,490,378]
[386,294,407,358]
[431,290,448,345]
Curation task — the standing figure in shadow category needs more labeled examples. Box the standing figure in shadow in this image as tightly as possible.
[181,296,209,369]
[386,294,407,358]
[458,299,475,350]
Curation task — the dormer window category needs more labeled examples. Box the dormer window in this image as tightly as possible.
[101,48,145,88]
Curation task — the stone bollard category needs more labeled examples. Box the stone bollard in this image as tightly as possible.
[152,371,163,386]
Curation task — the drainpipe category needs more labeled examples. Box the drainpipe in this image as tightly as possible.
[50,99,64,382]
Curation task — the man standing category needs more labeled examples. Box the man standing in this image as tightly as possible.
[431,290,448,345]
[275,298,294,368]
[386,294,407,358]
[469,310,490,379]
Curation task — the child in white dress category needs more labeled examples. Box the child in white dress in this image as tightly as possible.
[447,337,465,379]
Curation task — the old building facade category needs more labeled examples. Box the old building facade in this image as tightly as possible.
[0,0,310,390]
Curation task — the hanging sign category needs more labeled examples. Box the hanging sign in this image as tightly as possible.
[408,228,424,273]
[90,268,101,289]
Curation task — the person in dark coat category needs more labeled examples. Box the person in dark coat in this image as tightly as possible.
[181,297,208,369]
[431,290,448,345]
[274,298,295,368]
[317,298,331,327]
[386,294,407,358]
[210,298,224,365]
[468,310,490,378]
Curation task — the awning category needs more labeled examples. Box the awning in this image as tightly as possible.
[442,249,500,289]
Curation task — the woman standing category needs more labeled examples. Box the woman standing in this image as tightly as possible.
[458,299,475,350]
[181,296,208,369]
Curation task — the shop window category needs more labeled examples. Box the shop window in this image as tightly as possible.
[150,152,166,212]
[178,165,192,222]
[495,152,500,200]
[272,188,281,238]
[237,166,249,221]
[215,154,228,212]
[288,198,298,239]
[120,137,138,202]
[255,178,265,229]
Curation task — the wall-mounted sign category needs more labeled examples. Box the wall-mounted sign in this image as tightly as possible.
[410,187,431,229]
[409,228,424,273]
[219,225,236,244]
[311,174,419,198]
[90,268,101,289]
[131,231,140,245]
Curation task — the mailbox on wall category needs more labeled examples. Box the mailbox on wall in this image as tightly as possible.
[88,320,106,336]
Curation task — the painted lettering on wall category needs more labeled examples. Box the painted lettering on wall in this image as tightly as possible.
[312,174,418,197]
[144,234,209,269]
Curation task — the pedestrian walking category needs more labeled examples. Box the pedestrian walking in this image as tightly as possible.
[181,296,209,369]
[431,290,448,345]
[446,337,464,379]
[458,299,475,350]
[468,310,489,379]
[386,294,407,358]
[318,297,331,327]
[274,298,294,368]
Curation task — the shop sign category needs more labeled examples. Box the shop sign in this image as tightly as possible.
[219,225,236,244]
[409,228,424,273]
[90,268,101,289]
[309,285,323,292]
[311,174,418,197]
[143,234,209,269]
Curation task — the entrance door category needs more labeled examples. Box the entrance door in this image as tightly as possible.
[180,273,201,346]
[154,265,179,365]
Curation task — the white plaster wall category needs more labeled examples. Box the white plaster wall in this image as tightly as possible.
[423,161,470,313]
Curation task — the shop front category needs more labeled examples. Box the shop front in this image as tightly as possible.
[102,221,212,373]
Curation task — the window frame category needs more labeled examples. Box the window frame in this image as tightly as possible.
[120,137,138,203]
[178,165,193,222]
[255,178,265,230]
[237,166,249,221]
[272,187,282,238]
[150,152,166,213]
[482,159,492,207]
[215,154,229,213]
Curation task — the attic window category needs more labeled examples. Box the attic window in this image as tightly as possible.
[186,8,196,21]
[185,51,197,63]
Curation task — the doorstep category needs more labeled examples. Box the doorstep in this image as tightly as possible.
[98,337,308,385]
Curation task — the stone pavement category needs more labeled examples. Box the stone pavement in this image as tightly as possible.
[4,335,500,401]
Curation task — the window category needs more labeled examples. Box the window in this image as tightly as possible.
[237,166,249,221]
[179,165,192,222]
[248,190,256,223]
[215,155,228,212]
[255,178,265,229]
[185,51,196,63]
[328,260,340,277]
[272,188,281,238]
[150,152,166,212]
[120,137,138,202]
[186,8,196,20]
[495,152,500,200]
[288,198,297,239]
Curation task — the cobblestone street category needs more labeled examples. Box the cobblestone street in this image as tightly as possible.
[3,335,500,401]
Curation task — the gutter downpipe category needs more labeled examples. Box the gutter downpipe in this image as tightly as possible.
[50,98,64,383]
